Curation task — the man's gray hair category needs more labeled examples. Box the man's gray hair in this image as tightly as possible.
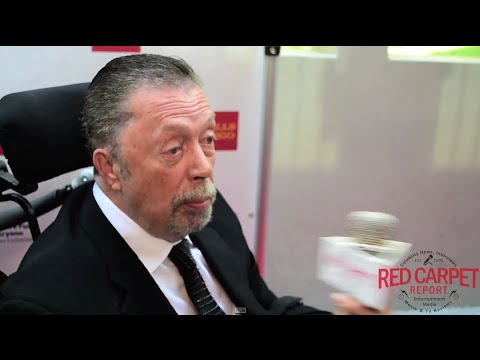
[81,53,203,160]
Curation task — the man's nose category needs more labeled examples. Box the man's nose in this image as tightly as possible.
[189,144,214,180]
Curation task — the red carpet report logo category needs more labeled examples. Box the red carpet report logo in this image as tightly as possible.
[379,250,479,313]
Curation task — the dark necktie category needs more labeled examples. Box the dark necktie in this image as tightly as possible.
[168,238,225,315]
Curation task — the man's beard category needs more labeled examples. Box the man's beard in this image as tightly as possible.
[167,180,217,238]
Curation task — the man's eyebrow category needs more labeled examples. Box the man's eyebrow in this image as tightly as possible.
[160,124,190,132]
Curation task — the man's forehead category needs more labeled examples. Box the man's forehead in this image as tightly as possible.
[159,113,215,131]
[127,86,209,108]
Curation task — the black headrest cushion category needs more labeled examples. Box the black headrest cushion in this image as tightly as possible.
[0,83,92,184]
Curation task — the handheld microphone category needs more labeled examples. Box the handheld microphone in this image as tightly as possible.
[317,211,412,310]
[346,211,399,256]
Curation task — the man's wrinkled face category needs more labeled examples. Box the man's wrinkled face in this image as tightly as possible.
[115,85,217,241]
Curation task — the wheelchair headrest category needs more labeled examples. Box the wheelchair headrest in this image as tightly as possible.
[0,83,92,184]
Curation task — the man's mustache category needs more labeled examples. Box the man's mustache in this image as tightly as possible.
[172,181,217,210]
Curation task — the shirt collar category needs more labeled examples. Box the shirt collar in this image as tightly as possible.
[92,182,183,273]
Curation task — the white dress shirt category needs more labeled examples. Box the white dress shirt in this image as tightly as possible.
[92,182,237,315]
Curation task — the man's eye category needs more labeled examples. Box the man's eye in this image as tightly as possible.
[168,147,180,155]
[206,136,215,144]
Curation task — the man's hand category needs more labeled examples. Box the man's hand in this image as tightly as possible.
[330,293,391,315]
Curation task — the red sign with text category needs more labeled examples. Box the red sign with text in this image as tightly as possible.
[214,112,238,151]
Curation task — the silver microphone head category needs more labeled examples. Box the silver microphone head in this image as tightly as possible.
[346,211,399,255]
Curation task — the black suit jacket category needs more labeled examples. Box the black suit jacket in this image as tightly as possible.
[0,182,329,315]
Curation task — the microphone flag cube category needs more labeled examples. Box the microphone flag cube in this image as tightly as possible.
[317,211,413,310]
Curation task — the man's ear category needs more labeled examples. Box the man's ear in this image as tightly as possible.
[92,149,122,191]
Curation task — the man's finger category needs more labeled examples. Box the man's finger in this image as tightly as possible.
[330,293,382,315]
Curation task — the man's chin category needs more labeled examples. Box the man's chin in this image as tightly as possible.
[188,209,213,231]
[168,207,213,236]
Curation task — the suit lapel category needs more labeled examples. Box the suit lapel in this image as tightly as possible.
[190,227,270,315]
[79,184,176,315]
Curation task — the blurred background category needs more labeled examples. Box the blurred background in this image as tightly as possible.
[263,46,480,313]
